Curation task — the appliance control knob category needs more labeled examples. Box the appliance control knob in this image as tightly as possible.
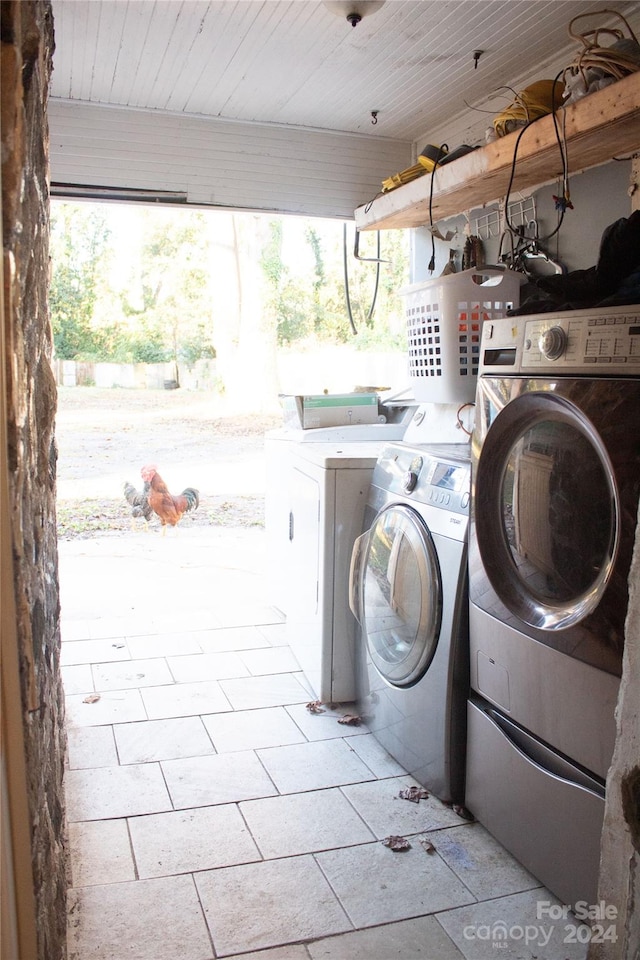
[538,325,567,360]
[403,471,418,493]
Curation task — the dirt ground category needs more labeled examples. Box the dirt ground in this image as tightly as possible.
[55,387,282,540]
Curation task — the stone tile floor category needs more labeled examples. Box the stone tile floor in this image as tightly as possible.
[60,527,589,960]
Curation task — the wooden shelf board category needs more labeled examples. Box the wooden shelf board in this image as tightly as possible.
[355,71,640,231]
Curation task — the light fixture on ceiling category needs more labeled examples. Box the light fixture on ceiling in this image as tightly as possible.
[323,1,386,28]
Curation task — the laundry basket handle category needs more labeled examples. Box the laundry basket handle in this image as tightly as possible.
[469,265,518,287]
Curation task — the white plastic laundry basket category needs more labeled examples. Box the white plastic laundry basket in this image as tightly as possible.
[401,267,521,404]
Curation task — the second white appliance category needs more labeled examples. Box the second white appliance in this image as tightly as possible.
[285,442,384,703]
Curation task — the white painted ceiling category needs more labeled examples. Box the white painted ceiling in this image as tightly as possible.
[49,0,640,147]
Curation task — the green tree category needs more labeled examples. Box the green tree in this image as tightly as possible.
[303,222,409,347]
[351,227,411,350]
[258,218,409,348]
[49,204,408,375]
[51,202,218,367]
[119,208,216,370]
[261,220,312,345]
[305,225,325,335]
[49,203,112,359]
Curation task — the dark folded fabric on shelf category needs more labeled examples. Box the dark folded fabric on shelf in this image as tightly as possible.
[510,211,640,315]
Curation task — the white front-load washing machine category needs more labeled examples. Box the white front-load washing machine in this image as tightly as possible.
[350,441,471,803]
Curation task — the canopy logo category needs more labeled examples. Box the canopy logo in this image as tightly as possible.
[463,900,618,949]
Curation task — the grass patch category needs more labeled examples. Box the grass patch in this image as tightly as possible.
[56,496,265,540]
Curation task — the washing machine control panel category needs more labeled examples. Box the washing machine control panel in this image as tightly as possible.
[424,458,470,512]
[396,450,470,515]
[480,307,640,375]
[522,311,640,371]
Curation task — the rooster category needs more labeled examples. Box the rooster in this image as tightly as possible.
[123,479,153,529]
[140,464,199,533]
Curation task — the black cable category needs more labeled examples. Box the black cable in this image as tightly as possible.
[546,71,572,242]
[427,144,449,272]
[343,224,383,333]
[366,231,381,324]
[503,71,568,246]
[502,120,545,235]
[343,222,358,335]
[364,191,384,213]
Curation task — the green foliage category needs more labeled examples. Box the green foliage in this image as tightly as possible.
[118,209,214,364]
[50,202,217,365]
[179,323,217,366]
[49,204,112,359]
[273,280,313,345]
[261,220,310,344]
[339,227,410,343]
[261,220,285,286]
[305,225,325,334]
[50,203,410,366]
[258,218,409,349]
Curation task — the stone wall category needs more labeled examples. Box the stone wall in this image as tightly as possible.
[2,2,67,958]
[593,506,640,959]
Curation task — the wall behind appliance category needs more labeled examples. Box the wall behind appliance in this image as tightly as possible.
[411,157,633,282]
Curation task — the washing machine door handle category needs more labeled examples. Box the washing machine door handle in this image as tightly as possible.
[349,531,369,624]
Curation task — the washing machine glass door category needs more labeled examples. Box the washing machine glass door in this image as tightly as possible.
[361,504,442,687]
[475,390,618,632]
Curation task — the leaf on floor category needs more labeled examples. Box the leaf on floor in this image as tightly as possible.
[337,713,362,726]
[382,835,412,851]
[420,838,436,854]
[82,693,101,704]
[398,785,430,803]
[452,804,475,821]
[306,700,325,714]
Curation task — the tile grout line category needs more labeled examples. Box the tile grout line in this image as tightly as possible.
[124,816,141,882]
[188,871,217,960]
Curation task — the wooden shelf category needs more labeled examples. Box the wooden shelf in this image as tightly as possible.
[355,70,640,231]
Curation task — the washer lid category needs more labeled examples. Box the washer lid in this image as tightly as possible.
[361,504,442,687]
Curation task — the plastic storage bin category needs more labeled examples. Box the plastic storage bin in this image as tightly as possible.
[401,267,521,404]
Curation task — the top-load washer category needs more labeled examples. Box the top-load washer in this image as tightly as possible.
[265,401,416,618]
[466,306,640,908]
[350,441,471,803]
